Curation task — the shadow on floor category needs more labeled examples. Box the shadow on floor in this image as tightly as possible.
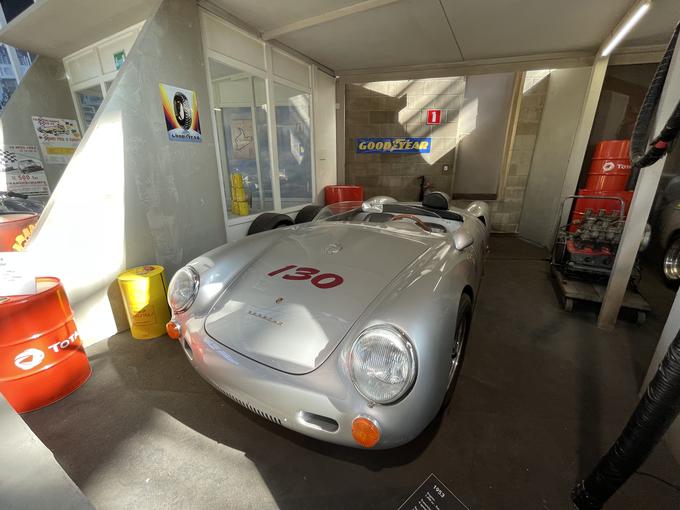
[21,237,680,509]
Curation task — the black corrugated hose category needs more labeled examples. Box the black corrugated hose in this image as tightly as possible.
[572,329,680,509]
[626,22,680,189]
[572,22,680,510]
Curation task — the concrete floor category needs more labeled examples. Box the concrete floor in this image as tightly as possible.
[22,237,680,509]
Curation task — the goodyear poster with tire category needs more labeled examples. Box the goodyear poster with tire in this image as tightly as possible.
[159,83,202,143]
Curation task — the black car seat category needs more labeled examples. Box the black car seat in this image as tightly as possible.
[422,191,450,210]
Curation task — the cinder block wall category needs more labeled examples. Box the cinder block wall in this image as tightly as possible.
[490,71,550,232]
[344,78,464,201]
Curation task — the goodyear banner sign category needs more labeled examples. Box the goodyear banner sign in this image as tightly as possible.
[356,137,431,154]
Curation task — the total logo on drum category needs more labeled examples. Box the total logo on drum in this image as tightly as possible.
[14,348,45,371]
[13,331,81,371]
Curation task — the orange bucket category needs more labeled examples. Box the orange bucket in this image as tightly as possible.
[0,277,91,413]
[0,213,38,251]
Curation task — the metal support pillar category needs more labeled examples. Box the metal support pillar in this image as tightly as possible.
[598,34,680,329]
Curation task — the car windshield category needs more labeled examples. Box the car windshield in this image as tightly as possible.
[316,201,462,221]
[314,200,463,234]
[314,201,363,221]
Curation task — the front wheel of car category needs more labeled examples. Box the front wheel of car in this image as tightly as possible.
[663,233,680,286]
[441,293,472,410]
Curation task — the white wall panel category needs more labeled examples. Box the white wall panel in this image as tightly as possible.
[202,12,265,70]
[64,24,143,88]
[272,49,310,89]
[518,67,591,247]
[98,31,139,75]
[65,49,100,85]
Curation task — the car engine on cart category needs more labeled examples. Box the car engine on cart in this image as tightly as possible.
[555,208,627,279]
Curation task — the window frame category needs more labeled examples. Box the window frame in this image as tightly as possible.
[269,78,315,212]
[71,79,107,133]
[63,22,144,134]
[201,14,316,229]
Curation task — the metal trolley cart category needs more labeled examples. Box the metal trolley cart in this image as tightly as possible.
[550,194,650,323]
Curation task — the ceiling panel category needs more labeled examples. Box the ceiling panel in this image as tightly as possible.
[210,0,368,32]
[277,0,462,71]
[0,0,156,58]
[624,0,680,47]
[441,0,631,60]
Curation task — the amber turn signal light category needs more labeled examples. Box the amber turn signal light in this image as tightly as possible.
[351,416,381,448]
[166,321,181,340]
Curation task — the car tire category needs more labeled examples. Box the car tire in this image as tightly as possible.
[441,293,472,411]
[294,205,322,224]
[663,233,680,287]
[173,92,192,130]
[247,213,293,236]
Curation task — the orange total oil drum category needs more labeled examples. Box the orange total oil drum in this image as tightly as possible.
[0,277,91,413]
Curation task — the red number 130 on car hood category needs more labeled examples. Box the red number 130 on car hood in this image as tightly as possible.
[204,225,429,374]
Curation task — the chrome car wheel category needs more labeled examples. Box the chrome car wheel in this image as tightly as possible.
[663,237,680,281]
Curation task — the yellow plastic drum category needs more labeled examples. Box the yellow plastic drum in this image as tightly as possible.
[117,265,171,340]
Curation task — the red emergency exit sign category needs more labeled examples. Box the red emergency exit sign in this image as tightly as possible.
[426,109,442,125]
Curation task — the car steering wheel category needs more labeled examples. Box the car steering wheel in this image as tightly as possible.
[389,214,432,232]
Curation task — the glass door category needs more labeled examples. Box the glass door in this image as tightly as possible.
[209,58,272,218]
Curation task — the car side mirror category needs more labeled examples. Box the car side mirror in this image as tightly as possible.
[453,229,474,250]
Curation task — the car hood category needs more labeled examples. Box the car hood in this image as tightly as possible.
[204,223,431,374]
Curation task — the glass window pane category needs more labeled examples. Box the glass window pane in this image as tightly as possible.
[0,76,17,112]
[75,85,104,131]
[0,0,34,23]
[15,48,33,78]
[274,82,312,208]
[209,58,272,216]
[0,45,9,66]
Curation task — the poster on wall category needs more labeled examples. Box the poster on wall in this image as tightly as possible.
[0,145,50,198]
[356,137,431,154]
[31,116,82,164]
[230,119,254,159]
[159,83,202,143]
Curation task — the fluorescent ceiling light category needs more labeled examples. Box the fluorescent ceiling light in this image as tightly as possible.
[601,2,651,57]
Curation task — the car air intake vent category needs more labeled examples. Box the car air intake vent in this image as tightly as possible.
[222,391,282,426]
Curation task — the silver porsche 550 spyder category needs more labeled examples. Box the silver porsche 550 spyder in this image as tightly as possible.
[166,192,489,449]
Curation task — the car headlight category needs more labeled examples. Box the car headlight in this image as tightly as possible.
[349,325,416,404]
[167,266,200,312]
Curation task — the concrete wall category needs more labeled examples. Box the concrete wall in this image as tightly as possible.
[487,71,550,232]
[344,77,463,201]
[519,67,591,247]
[453,73,514,198]
[0,56,77,191]
[28,0,227,344]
